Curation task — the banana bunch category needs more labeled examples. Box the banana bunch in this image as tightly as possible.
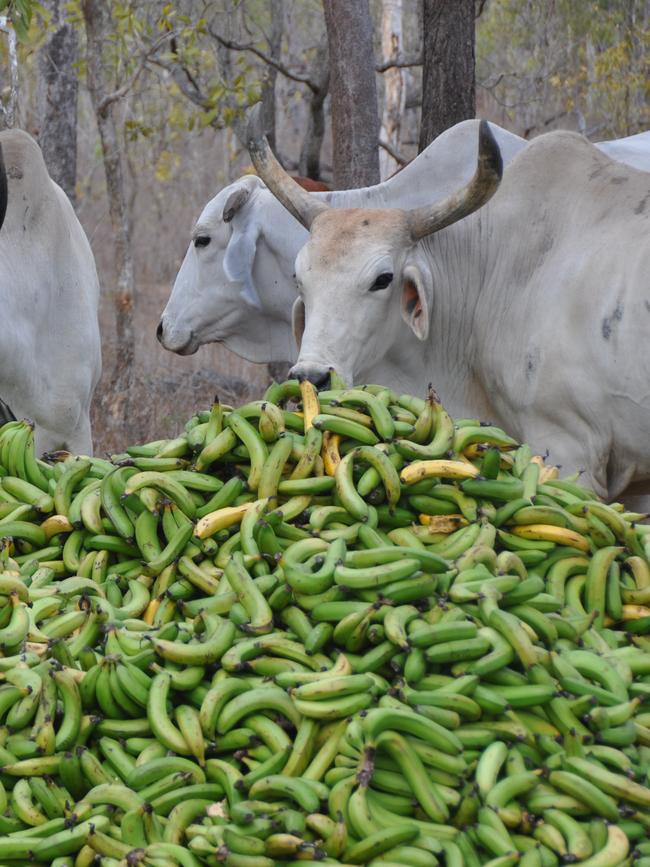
[0,381,649,864]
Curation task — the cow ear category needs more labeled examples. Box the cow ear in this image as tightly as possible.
[292,297,305,351]
[400,262,432,341]
[222,186,251,223]
[223,219,263,309]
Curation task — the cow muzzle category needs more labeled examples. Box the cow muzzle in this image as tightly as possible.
[156,320,198,355]
[289,364,331,390]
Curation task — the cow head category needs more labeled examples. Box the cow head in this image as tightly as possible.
[157,173,302,363]
[246,106,502,386]
[0,144,7,231]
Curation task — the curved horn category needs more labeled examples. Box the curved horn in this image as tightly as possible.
[246,103,328,230]
[408,120,503,242]
[0,145,7,231]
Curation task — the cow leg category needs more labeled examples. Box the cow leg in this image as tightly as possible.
[35,412,93,458]
[63,416,94,457]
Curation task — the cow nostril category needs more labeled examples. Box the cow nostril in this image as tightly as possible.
[156,321,163,342]
[312,371,331,389]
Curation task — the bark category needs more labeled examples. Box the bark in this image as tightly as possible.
[213,9,247,141]
[259,0,283,153]
[298,37,329,181]
[82,0,135,420]
[0,17,19,129]
[322,0,380,188]
[36,0,79,203]
[418,0,475,152]
[379,0,405,180]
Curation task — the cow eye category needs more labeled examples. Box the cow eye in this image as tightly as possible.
[194,236,211,248]
[369,272,393,292]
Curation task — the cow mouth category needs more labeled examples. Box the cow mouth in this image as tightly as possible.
[160,329,199,356]
[173,337,199,356]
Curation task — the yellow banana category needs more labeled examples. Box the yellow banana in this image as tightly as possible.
[300,380,320,431]
[322,432,342,476]
[142,597,162,626]
[194,502,254,539]
[39,515,74,541]
[539,464,560,482]
[509,524,589,552]
[621,603,650,620]
[400,460,480,484]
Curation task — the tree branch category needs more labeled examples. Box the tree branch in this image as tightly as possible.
[523,111,570,138]
[477,72,506,92]
[376,54,422,73]
[211,25,420,81]
[379,137,408,166]
[97,30,173,115]
[208,27,321,93]
[149,56,215,114]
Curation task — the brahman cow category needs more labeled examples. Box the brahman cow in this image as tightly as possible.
[245,114,650,500]
[0,130,101,454]
[157,123,650,369]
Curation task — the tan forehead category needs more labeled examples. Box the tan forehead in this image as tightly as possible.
[310,208,409,247]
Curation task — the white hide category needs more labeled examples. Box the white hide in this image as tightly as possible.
[0,130,101,454]
[598,130,650,171]
[289,132,650,499]
[159,121,650,366]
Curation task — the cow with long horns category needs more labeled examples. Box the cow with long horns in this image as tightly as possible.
[158,120,650,374]
[246,105,650,500]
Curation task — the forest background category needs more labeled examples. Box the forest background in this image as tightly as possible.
[0,0,647,454]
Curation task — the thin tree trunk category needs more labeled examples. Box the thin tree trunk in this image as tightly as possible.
[322,0,380,188]
[418,0,475,152]
[298,37,329,181]
[0,17,19,129]
[82,0,135,418]
[259,0,283,152]
[379,0,405,180]
[214,9,245,141]
[36,0,79,203]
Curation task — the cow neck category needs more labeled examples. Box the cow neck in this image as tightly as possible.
[408,210,495,420]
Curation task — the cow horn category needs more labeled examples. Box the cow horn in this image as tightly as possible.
[246,103,329,230]
[0,145,7,231]
[407,120,503,241]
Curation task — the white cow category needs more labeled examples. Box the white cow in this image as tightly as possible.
[158,123,650,366]
[0,130,101,454]
[245,117,650,500]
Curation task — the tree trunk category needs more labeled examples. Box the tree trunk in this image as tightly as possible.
[322,0,380,188]
[0,17,19,129]
[82,0,135,422]
[213,8,246,142]
[298,37,329,181]
[259,0,283,152]
[36,0,79,203]
[379,0,405,180]
[418,0,475,152]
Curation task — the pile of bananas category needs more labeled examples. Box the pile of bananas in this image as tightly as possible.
[0,379,649,866]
